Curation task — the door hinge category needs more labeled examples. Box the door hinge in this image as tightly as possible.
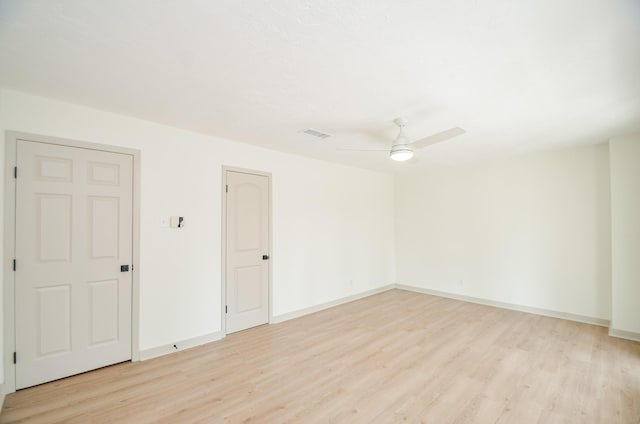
[225,305,228,314]
[225,184,228,193]
[14,166,17,179]
[13,352,16,364]
[13,259,16,271]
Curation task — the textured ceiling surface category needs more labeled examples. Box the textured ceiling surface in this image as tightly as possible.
[1,0,639,171]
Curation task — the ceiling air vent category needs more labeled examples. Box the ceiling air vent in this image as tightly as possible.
[302,128,331,139]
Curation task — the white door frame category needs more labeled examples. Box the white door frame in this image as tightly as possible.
[221,166,273,335]
[3,131,141,394]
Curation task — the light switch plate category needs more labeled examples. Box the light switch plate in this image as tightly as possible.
[170,216,180,228]
[160,217,169,228]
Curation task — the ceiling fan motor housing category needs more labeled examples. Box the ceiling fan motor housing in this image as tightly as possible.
[390,119,414,161]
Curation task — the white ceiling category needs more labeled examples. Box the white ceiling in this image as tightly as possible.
[1,0,639,172]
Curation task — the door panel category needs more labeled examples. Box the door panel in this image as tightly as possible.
[88,279,120,345]
[37,194,72,262]
[235,266,263,312]
[226,171,270,334]
[89,196,119,258]
[15,140,133,389]
[36,285,72,356]
[235,183,262,250]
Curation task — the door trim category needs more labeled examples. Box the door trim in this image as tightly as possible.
[3,131,141,394]
[221,166,272,335]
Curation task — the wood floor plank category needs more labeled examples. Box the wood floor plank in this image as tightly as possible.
[1,289,639,423]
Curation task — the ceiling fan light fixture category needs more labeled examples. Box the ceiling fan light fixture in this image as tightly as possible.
[390,147,414,161]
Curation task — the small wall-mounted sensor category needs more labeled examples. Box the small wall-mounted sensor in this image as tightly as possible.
[170,216,184,228]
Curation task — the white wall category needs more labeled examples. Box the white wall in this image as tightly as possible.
[395,144,612,320]
[0,89,395,361]
[609,134,640,335]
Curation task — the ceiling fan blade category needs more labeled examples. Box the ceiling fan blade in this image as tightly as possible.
[337,148,390,152]
[411,127,466,149]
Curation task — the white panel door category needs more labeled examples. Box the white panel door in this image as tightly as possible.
[226,171,270,334]
[15,140,133,389]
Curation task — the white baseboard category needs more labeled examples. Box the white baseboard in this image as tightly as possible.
[271,284,395,324]
[139,332,224,361]
[608,328,640,342]
[395,284,611,328]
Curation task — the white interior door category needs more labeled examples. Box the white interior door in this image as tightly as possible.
[225,170,270,334]
[15,140,133,389]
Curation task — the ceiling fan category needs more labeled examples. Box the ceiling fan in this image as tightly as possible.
[339,118,465,162]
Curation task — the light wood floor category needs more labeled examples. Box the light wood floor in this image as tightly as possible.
[1,289,639,423]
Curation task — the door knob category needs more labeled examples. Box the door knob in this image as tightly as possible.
[120,265,130,272]
[262,255,269,260]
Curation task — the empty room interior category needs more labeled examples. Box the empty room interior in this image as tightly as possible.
[0,1,639,422]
